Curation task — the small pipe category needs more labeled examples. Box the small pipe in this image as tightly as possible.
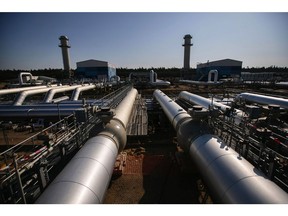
[51,96,70,103]
[70,84,97,101]
[13,154,26,204]
[43,85,82,103]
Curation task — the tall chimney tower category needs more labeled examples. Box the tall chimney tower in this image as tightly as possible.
[59,35,71,78]
[182,34,193,71]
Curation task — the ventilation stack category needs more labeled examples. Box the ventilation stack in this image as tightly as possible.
[183,34,193,71]
[59,35,71,78]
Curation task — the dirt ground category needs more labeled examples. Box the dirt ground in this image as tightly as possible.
[103,140,212,204]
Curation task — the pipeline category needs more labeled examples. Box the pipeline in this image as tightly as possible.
[18,72,33,85]
[0,85,57,96]
[179,91,246,125]
[51,96,70,103]
[70,84,98,101]
[154,89,288,203]
[179,80,222,86]
[13,85,69,106]
[43,85,83,103]
[0,108,87,118]
[236,92,288,109]
[35,88,138,204]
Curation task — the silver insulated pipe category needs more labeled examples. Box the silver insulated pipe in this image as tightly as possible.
[236,92,288,109]
[179,91,246,125]
[36,88,138,204]
[154,89,288,204]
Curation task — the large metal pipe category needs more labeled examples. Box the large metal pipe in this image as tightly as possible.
[154,89,288,203]
[43,85,82,103]
[179,91,246,125]
[35,88,138,204]
[236,92,288,109]
[70,84,98,101]
[12,85,69,106]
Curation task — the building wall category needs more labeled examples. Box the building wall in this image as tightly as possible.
[76,67,116,80]
[241,72,275,82]
[75,59,117,80]
[196,59,242,81]
[76,60,108,68]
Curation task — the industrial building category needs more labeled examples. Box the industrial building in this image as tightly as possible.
[75,59,117,81]
[196,59,242,81]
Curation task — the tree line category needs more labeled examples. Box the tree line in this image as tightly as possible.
[0,66,287,82]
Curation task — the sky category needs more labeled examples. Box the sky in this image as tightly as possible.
[0,2,288,70]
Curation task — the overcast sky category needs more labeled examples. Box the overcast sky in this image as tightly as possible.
[1,2,287,70]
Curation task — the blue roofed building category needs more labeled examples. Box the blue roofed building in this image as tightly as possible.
[75,59,116,81]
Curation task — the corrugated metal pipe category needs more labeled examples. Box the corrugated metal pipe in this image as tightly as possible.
[154,89,288,203]
[236,92,288,109]
[35,88,138,204]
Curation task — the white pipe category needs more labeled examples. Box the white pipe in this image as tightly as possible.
[43,85,82,103]
[236,92,288,109]
[13,85,69,106]
[70,84,97,101]
[51,96,70,103]
[19,72,33,85]
[208,70,218,82]
[0,85,55,96]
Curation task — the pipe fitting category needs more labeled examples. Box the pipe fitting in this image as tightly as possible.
[177,118,211,152]
[98,119,127,152]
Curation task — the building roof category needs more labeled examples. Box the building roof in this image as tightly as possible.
[197,59,242,68]
[77,59,109,68]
